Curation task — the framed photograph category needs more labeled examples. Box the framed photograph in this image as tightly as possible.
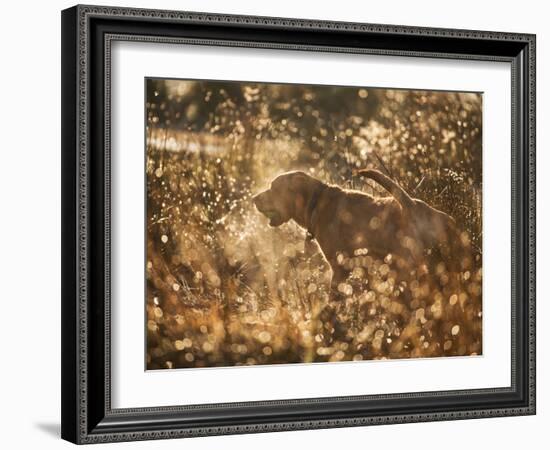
[61,5,536,444]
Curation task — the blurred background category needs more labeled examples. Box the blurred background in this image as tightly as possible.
[145,78,483,370]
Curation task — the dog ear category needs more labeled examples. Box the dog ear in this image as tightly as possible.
[288,171,310,193]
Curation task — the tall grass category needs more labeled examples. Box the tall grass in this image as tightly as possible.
[145,80,482,369]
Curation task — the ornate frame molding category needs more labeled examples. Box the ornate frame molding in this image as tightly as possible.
[61,4,536,444]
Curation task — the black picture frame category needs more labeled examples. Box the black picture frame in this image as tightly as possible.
[61,4,536,444]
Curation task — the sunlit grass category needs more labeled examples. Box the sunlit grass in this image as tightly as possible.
[145,80,482,370]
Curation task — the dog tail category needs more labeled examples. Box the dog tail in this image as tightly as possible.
[357,169,415,210]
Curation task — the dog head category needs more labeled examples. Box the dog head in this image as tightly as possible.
[252,171,315,227]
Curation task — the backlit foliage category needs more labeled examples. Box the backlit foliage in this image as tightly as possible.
[146,79,482,369]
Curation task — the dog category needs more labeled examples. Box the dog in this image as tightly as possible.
[252,169,465,292]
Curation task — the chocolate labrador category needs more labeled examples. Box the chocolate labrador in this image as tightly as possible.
[252,169,464,292]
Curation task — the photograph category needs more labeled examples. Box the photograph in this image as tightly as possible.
[57,3,536,444]
[145,78,483,370]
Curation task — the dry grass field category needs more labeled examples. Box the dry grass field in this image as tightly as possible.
[145,79,482,369]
